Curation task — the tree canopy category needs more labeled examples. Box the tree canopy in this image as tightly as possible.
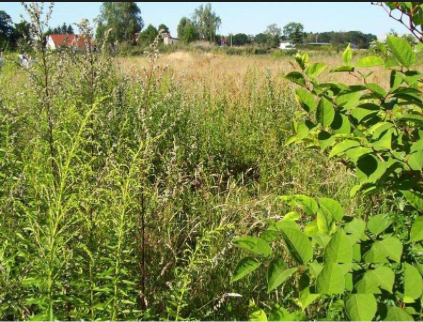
[137,24,158,46]
[283,22,305,44]
[232,33,250,46]
[96,2,144,45]
[177,17,198,43]
[303,31,377,48]
[192,3,221,42]
[0,10,14,48]
[47,23,74,35]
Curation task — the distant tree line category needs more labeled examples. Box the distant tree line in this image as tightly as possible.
[303,31,377,48]
[0,3,405,52]
[0,10,31,49]
[47,23,74,35]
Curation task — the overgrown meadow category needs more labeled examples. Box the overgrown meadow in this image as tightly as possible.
[1,3,423,321]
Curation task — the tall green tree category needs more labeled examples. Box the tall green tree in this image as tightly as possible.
[96,2,144,45]
[13,21,31,48]
[265,23,282,47]
[254,33,268,45]
[137,24,158,46]
[177,17,198,43]
[283,22,305,44]
[232,33,250,46]
[192,3,221,42]
[158,24,170,34]
[0,10,15,48]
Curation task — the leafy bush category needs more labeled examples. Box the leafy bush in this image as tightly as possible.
[285,38,422,200]
[232,195,423,321]
[232,6,423,320]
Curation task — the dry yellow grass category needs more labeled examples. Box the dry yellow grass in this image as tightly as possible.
[117,51,394,93]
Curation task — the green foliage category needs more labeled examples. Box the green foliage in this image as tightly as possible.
[232,195,423,320]
[283,22,305,44]
[192,3,221,42]
[304,31,377,49]
[284,37,423,203]
[137,24,158,47]
[96,2,143,45]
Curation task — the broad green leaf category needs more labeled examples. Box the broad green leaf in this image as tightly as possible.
[351,104,380,123]
[233,237,272,257]
[259,230,279,243]
[355,273,381,294]
[305,62,327,78]
[299,288,319,310]
[280,228,313,264]
[304,220,319,237]
[372,130,392,151]
[269,307,292,321]
[384,307,414,321]
[410,217,423,242]
[329,140,360,158]
[345,294,377,321]
[313,233,331,248]
[409,150,423,171]
[364,237,402,263]
[369,121,394,139]
[318,131,335,151]
[319,198,344,222]
[232,257,262,282]
[297,120,315,140]
[363,237,402,264]
[285,72,306,87]
[387,36,416,68]
[401,190,423,212]
[275,220,300,231]
[330,65,355,73]
[367,214,392,236]
[353,244,362,262]
[316,98,335,127]
[378,237,403,263]
[367,266,395,293]
[295,195,319,216]
[295,89,317,113]
[324,229,353,263]
[331,113,351,135]
[345,218,366,244]
[404,263,423,302]
[356,154,386,184]
[355,56,385,67]
[316,263,345,294]
[249,303,268,321]
[317,210,335,235]
[295,52,309,70]
[335,91,361,109]
[367,83,387,98]
[308,262,323,277]
[343,44,352,65]
[282,211,301,221]
[267,259,298,292]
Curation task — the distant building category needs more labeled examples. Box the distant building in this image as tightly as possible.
[220,37,228,46]
[46,34,93,51]
[279,40,294,50]
[162,33,179,45]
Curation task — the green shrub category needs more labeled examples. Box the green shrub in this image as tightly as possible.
[232,195,423,321]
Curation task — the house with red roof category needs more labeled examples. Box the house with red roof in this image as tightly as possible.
[46,34,93,51]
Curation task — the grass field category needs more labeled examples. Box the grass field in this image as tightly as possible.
[0,47,419,321]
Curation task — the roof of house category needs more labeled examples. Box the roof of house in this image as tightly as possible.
[48,34,90,47]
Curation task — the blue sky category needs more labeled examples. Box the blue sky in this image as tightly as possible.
[2,2,411,37]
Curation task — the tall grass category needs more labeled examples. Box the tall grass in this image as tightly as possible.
[0,5,369,321]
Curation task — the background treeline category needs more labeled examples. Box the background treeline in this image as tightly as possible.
[1,2,381,54]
